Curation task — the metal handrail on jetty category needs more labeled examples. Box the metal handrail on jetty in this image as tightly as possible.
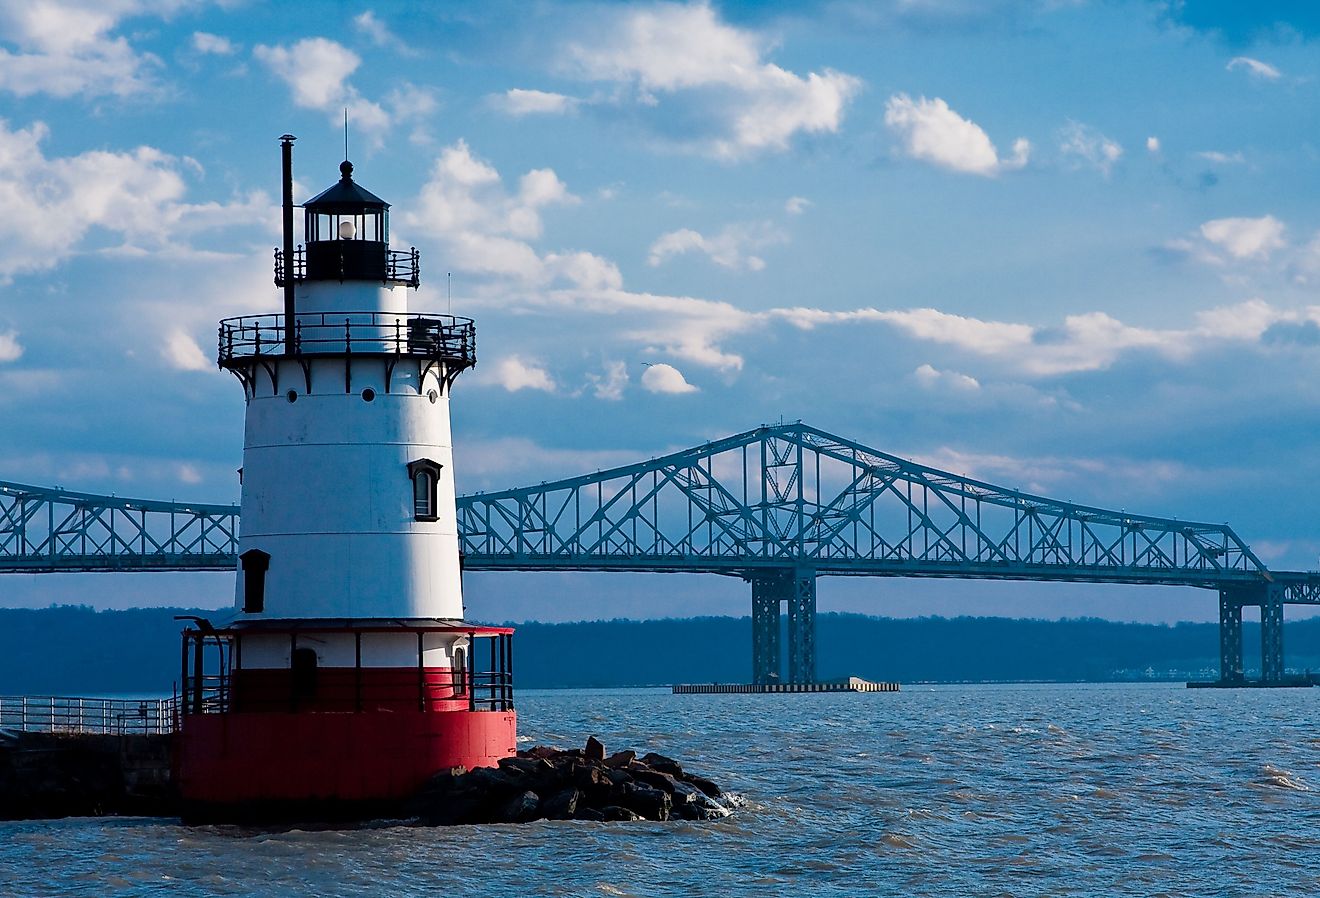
[0,695,177,736]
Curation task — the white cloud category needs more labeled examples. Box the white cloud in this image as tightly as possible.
[0,330,22,362]
[587,360,629,400]
[1196,150,1245,165]
[0,0,179,98]
[161,329,209,371]
[913,363,980,392]
[486,356,557,392]
[497,88,580,116]
[1058,121,1122,176]
[647,221,785,271]
[177,463,202,485]
[1200,215,1286,260]
[1146,136,1160,153]
[884,93,1029,176]
[0,119,272,281]
[641,362,697,394]
[191,31,235,55]
[785,196,811,215]
[1227,56,1282,81]
[254,38,390,144]
[559,2,860,159]
[404,140,619,288]
[353,10,413,54]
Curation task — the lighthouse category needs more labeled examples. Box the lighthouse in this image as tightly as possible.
[176,136,515,821]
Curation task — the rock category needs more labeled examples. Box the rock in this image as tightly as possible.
[603,768,632,787]
[526,746,560,760]
[539,788,581,820]
[670,780,729,820]
[621,782,671,821]
[640,752,683,777]
[603,750,635,769]
[601,805,642,822]
[629,767,676,794]
[497,790,542,824]
[584,736,606,762]
[679,772,722,798]
[573,806,606,822]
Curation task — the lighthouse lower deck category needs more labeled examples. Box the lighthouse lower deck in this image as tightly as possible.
[175,621,515,820]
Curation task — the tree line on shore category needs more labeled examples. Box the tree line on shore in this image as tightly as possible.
[2,605,1316,694]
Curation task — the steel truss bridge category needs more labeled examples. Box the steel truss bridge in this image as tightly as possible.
[2,423,1313,686]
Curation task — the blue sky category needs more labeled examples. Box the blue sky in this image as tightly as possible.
[2,0,1320,623]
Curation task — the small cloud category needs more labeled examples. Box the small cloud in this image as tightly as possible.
[162,330,210,371]
[641,362,698,394]
[913,363,980,392]
[648,221,785,271]
[254,38,390,145]
[192,32,237,56]
[0,330,22,362]
[1196,150,1245,165]
[177,463,203,485]
[489,356,556,392]
[1200,215,1286,260]
[884,93,1029,177]
[1146,136,1160,153]
[1227,56,1282,81]
[785,196,811,215]
[587,360,629,400]
[1059,121,1122,176]
[496,88,580,116]
[353,11,415,55]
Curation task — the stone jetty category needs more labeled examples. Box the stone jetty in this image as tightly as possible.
[407,737,731,825]
[0,730,175,821]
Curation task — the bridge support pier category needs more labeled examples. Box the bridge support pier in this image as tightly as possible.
[1262,584,1285,684]
[748,567,817,686]
[1218,589,1244,684]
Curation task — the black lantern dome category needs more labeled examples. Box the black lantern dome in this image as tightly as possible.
[277,160,419,288]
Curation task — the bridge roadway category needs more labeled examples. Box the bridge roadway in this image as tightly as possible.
[2,423,1313,686]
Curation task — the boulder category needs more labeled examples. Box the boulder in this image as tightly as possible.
[573,806,606,822]
[584,736,606,762]
[539,788,581,820]
[629,767,676,794]
[603,750,636,769]
[621,782,671,821]
[601,805,642,822]
[640,752,684,777]
[497,790,542,824]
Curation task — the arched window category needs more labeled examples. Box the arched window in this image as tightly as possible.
[407,459,443,521]
[452,646,467,694]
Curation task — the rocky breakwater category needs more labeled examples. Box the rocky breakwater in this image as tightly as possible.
[0,730,175,821]
[408,737,732,825]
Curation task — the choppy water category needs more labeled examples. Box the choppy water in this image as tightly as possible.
[3,683,1320,897]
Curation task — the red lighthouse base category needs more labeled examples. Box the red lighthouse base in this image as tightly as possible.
[175,622,517,823]
[178,708,516,822]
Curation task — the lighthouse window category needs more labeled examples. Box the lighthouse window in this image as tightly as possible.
[361,388,375,402]
[240,549,271,614]
[407,459,443,522]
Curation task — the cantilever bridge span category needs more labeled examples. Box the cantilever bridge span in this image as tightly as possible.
[1,423,1312,686]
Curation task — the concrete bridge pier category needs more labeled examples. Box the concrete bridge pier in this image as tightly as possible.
[749,567,817,686]
[1218,588,1244,684]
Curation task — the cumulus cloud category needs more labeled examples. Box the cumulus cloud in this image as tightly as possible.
[0,330,22,362]
[641,362,697,394]
[486,356,557,392]
[647,221,785,271]
[884,93,1029,176]
[0,0,177,97]
[913,363,980,392]
[587,360,629,400]
[254,38,391,144]
[1197,150,1245,165]
[1146,136,1160,153]
[161,329,210,371]
[785,196,811,215]
[404,140,623,289]
[497,88,580,116]
[1058,121,1122,176]
[1227,56,1282,81]
[0,119,272,281]
[353,10,413,54]
[558,2,860,159]
[1199,215,1286,260]
[191,31,235,55]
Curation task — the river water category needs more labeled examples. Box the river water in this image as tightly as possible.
[2,683,1318,897]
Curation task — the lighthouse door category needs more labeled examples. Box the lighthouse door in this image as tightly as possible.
[291,647,318,706]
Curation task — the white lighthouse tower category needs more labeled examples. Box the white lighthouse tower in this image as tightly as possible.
[177,137,515,821]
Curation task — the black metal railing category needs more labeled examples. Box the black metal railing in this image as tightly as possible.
[275,245,420,287]
[0,695,178,735]
[218,312,476,368]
